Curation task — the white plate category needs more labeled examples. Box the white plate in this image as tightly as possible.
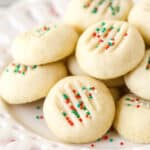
[0,0,150,149]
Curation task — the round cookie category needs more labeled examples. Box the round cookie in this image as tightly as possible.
[114,94,150,144]
[64,0,133,32]
[67,55,124,87]
[0,62,67,104]
[125,50,150,100]
[76,20,145,79]
[44,76,115,143]
[11,24,78,65]
[128,0,150,45]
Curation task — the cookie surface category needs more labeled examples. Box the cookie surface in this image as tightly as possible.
[11,24,78,65]
[125,50,150,100]
[64,0,133,32]
[44,76,115,143]
[114,94,150,144]
[128,0,150,45]
[76,21,145,79]
[67,55,124,87]
[0,62,67,104]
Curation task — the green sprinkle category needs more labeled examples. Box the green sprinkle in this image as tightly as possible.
[83,106,87,110]
[22,72,25,75]
[117,28,121,32]
[125,97,131,101]
[86,111,90,115]
[108,41,113,46]
[110,26,114,30]
[36,115,39,119]
[101,22,106,26]
[32,65,37,69]
[109,138,114,142]
[77,103,81,108]
[63,94,69,100]
[96,28,100,32]
[72,110,80,118]
[82,86,86,90]
[89,95,93,99]
[62,112,67,116]
[92,7,98,14]
[96,138,101,142]
[101,27,106,32]
[127,104,132,107]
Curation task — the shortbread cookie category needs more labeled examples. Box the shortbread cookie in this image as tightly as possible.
[76,21,145,79]
[44,76,115,143]
[0,62,67,104]
[128,0,150,45]
[11,24,78,65]
[64,0,133,32]
[114,94,150,143]
[67,55,124,87]
[125,50,150,100]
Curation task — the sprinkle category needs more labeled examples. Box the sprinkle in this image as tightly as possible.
[117,28,121,32]
[92,32,97,37]
[6,63,37,75]
[62,112,67,116]
[63,94,69,100]
[92,7,98,14]
[124,33,128,36]
[120,141,124,146]
[103,135,109,140]
[90,143,95,148]
[101,22,106,26]
[109,138,114,142]
[96,138,101,142]
[96,28,100,32]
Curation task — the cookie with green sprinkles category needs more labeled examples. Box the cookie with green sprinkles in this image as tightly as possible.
[64,0,133,32]
[114,94,150,144]
[11,24,78,65]
[76,20,145,79]
[44,76,115,144]
[0,61,67,104]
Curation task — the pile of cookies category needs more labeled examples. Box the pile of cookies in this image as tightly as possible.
[0,0,150,145]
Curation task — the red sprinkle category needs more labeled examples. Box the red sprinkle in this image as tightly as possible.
[97,35,101,38]
[40,115,44,119]
[65,98,70,104]
[43,26,47,31]
[136,105,140,108]
[90,144,95,148]
[72,89,76,93]
[105,45,110,50]
[92,32,97,37]
[120,141,124,146]
[124,33,128,36]
[103,135,109,140]
[99,39,104,43]
[79,118,83,122]
[76,95,81,99]
[70,105,76,110]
